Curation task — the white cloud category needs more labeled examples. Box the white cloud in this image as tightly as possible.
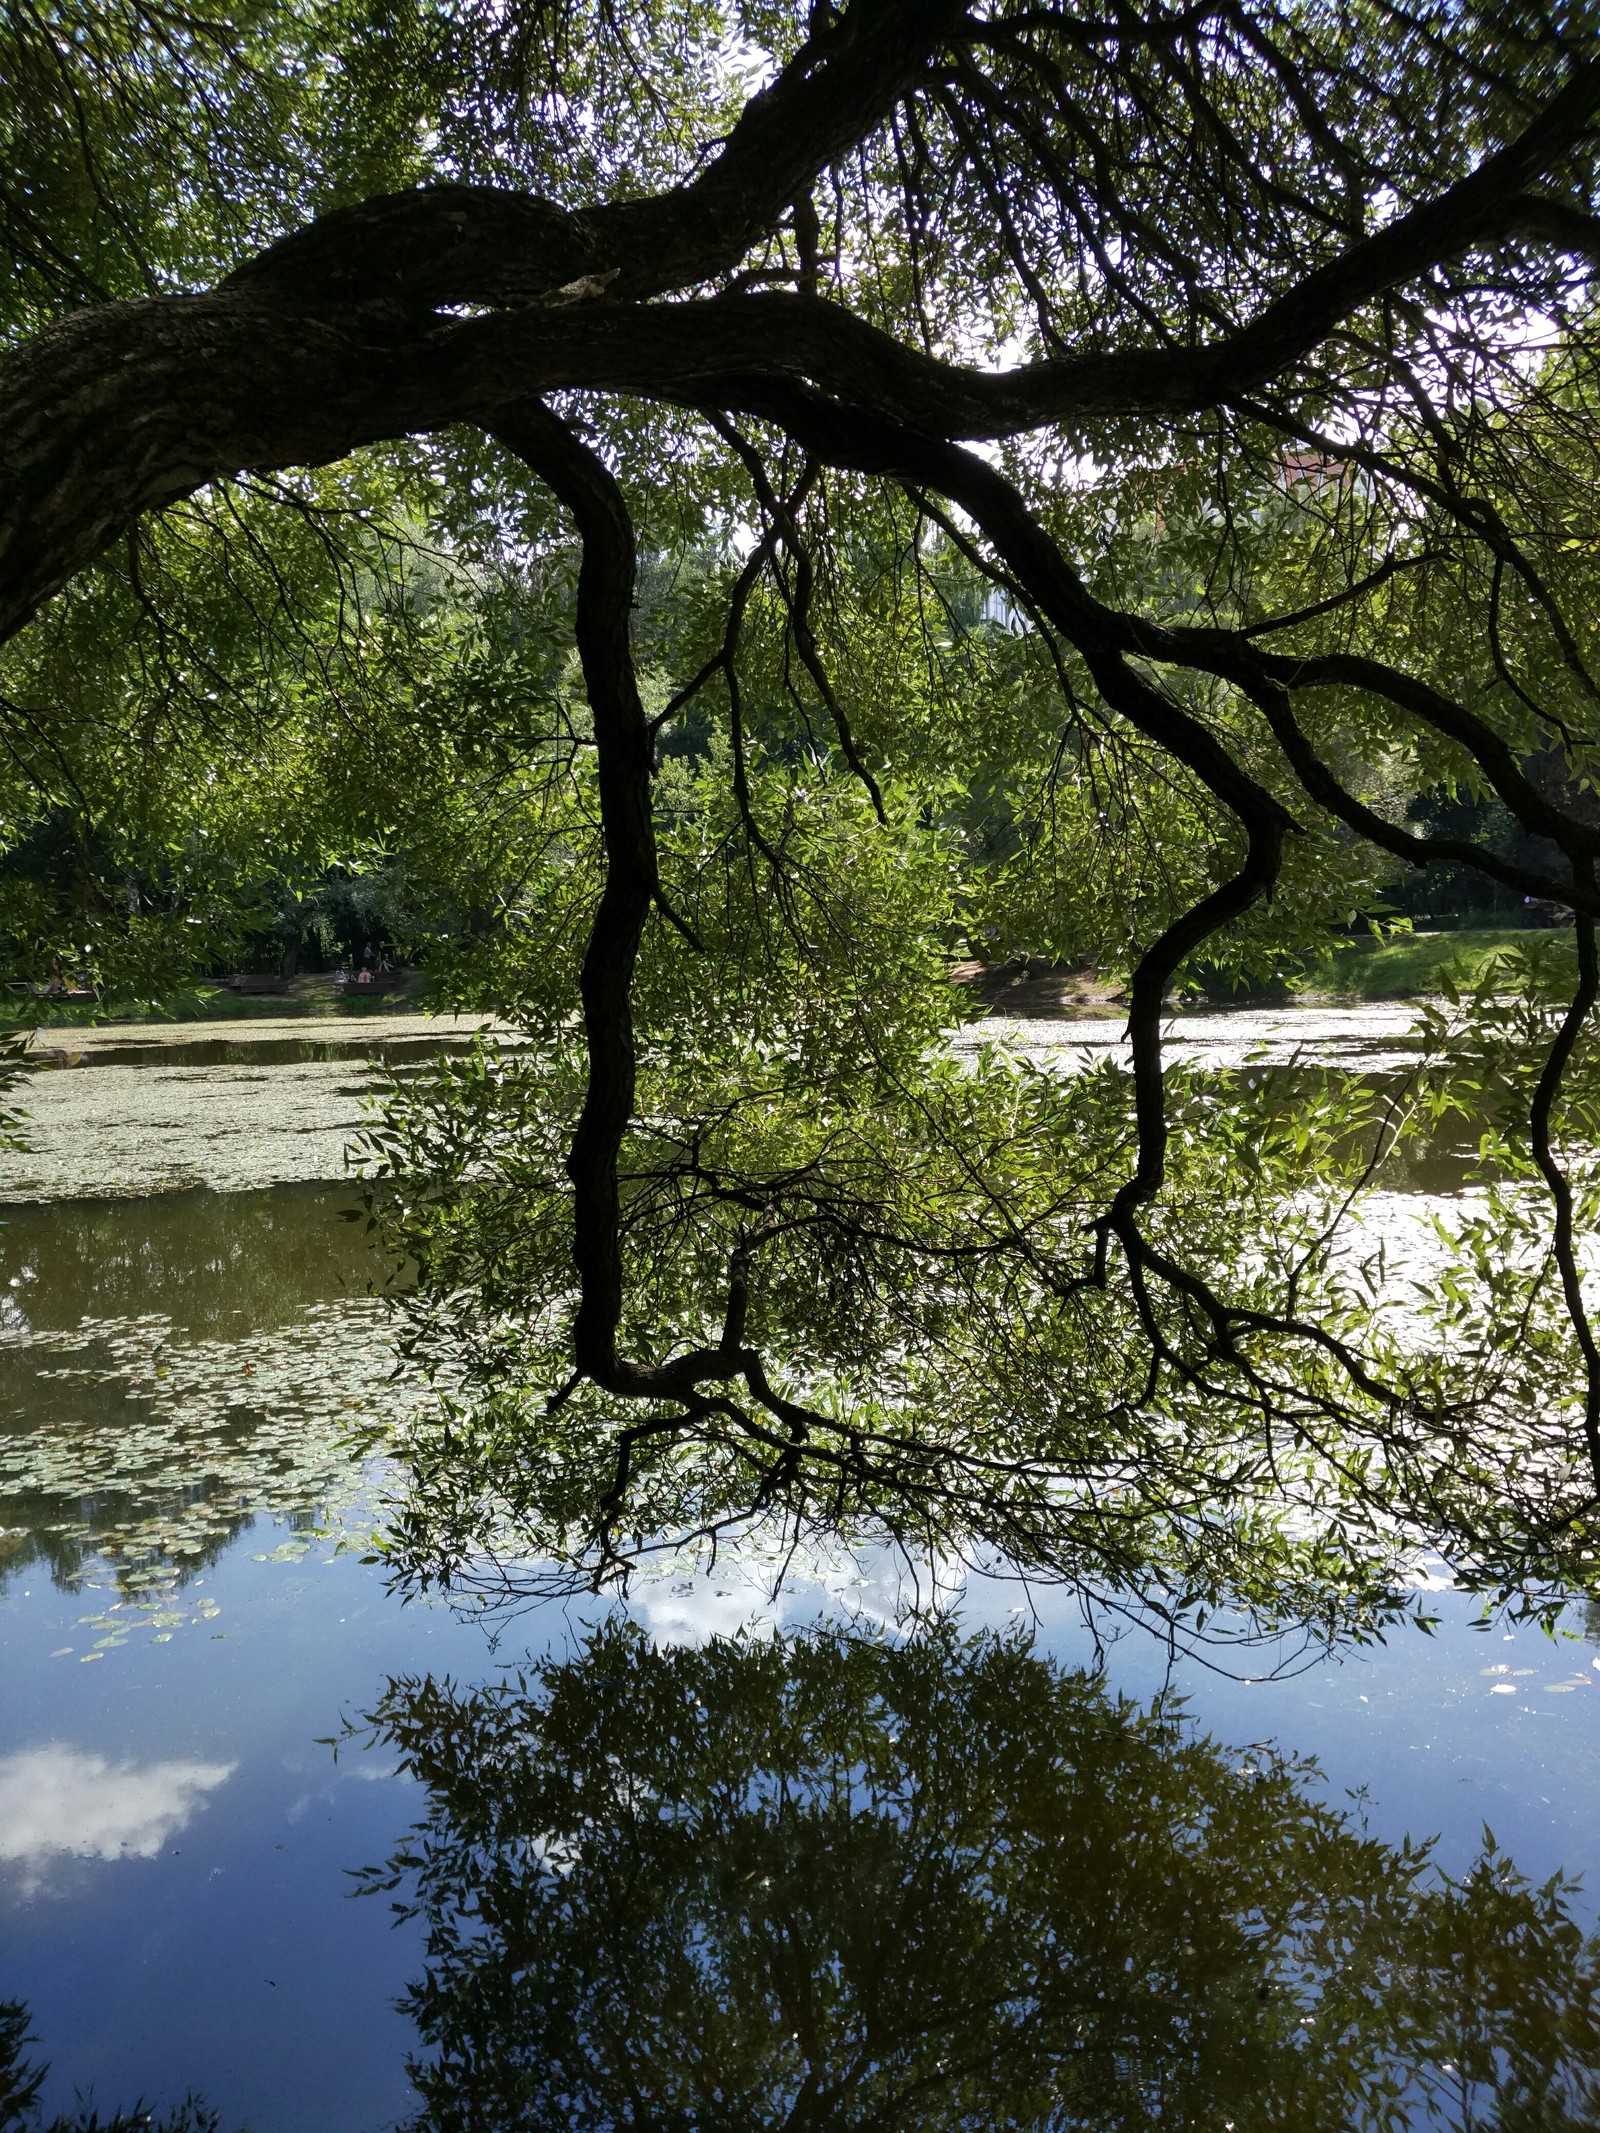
[0,1743,236,1885]
[625,1538,970,1647]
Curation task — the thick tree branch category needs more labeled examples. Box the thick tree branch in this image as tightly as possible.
[490,411,807,1411]
[490,405,662,1391]
[227,0,972,315]
[1,44,1594,647]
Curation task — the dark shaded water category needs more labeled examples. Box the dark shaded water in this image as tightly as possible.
[2,1029,1600,2130]
[1,1183,376,1332]
[25,1033,498,1074]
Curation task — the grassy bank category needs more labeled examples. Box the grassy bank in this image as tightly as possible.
[1307,926,1570,1000]
[0,970,439,1029]
[2,931,1573,1031]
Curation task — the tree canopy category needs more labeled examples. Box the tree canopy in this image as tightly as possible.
[6,0,1600,1629]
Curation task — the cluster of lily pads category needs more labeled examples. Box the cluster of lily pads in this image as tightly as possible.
[0,1297,435,1653]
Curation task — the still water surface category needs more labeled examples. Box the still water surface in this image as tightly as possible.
[2,1013,1599,2130]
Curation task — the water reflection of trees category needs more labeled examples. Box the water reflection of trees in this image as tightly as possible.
[0,1487,245,1599]
[0,1184,372,1339]
[0,1997,221,2131]
[354,1623,1600,2132]
[0,1183,416,1634]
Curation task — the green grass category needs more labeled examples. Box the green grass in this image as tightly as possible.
[1309,925,1570,999]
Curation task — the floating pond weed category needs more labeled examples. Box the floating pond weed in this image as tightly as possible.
[0,1291,437,1652]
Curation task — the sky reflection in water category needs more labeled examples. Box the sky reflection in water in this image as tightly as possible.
[0,1744,235,1884]
[1,1032,1599,2129]
[346,1620,1600,2133]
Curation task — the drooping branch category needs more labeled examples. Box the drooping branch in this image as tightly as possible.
[708,418,886,821]
[690,378,1297,833]
[1528,910,1600,1489]
[489,409,833,1438]
[489,406,662,1392]
[692,374,1600,921]
[1222,680,1590,911]
[676,384,1319,1350]
[676,378,1600,1467]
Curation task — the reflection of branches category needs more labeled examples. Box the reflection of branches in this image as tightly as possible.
[352,1622,1600,2133]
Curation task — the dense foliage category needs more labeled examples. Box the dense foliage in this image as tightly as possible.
[4,0,1600,1626]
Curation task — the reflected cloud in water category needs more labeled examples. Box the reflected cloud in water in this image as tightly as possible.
[621,1538,959,1647]
[0,1744,235,1891]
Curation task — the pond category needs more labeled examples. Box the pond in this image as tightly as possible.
[2,1010,1599,2131]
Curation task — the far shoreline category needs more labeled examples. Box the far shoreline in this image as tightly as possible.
[2,922,1566,1035]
